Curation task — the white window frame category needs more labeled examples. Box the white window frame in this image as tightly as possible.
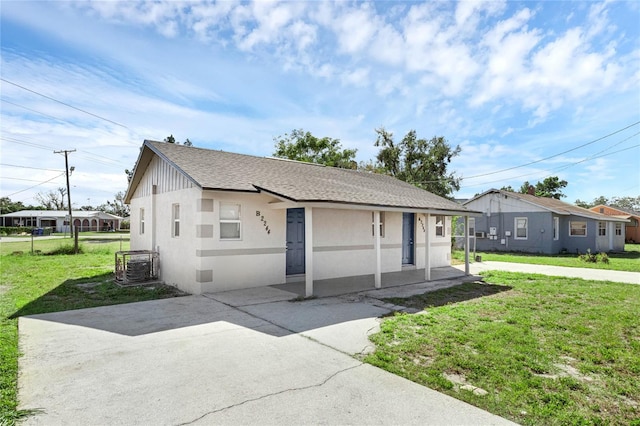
[570,221,587,237]
[553,217,559,241]
[371,212,385,238]
[514,217,528,240]
[220,203,241,240]
[172,204,180,237]
[598,221,606,236]
[468,217,475,237]
[140,208,145,235]
[615,223,622,236]
[435,215,445,237]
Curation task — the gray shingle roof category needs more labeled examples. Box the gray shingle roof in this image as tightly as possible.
[138,140,473,213]
[466,189,628,222]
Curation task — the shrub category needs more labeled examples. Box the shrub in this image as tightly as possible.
[578,249,609,264]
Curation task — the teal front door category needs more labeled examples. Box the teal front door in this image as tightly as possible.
[286,208,305,275]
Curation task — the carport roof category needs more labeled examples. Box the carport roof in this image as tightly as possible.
[125,140,476,215]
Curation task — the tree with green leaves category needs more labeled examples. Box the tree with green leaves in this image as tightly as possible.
[518,176,568,199]
[575,195,640,211]
[98,191,130,217]
[0,197,39,214]
[164,134,176,143]
[273,129,357,169]
[371,128,461,199]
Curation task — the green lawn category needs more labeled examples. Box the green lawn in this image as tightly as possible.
[453,244,640,272]
[0,238,184,425]
[366,271,640,425]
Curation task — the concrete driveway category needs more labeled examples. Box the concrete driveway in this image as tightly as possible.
[18,283,516,425]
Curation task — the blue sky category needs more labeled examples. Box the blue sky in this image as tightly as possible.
[1,0,639,208]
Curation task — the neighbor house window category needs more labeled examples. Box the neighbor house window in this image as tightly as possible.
[435,215,445,237]
[172,204,180,237]
[570,221,587,236]
[220,203,241,239]
[140,208,145,235]
[371,212,385,237]
[615,223,622,236]
[468,218,475,237]
[515,217,528,239]
[598,221,606,236]
[599,207,604,213]
[553,217,559,241]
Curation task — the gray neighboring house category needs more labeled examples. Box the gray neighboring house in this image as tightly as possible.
[461,189,627,254]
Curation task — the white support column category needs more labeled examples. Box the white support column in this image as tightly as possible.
[305,207,314,298]
[609,222,614,251]
[464,216,470,275]
[374,210,382,288]
[425,213,431,281]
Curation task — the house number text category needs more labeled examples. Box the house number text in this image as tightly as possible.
[256,211,271,235]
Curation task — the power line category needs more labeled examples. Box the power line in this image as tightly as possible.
[1,99,141,147]
[1,77,129,129]
[460,143,640,190]
[4,173,66,197]
[461,120,640,180]
[2,176,62,183]
[0,162,64,172]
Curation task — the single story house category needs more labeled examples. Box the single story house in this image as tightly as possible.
[460,189,628,254]
[124,140,478,296]
[589,205,640,243]
[0,210,122,233]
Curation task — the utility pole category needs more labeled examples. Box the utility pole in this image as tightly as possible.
[54,149,77,253]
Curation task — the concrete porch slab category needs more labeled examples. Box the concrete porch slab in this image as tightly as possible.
[273,266,470,298]
[206,285,300,306]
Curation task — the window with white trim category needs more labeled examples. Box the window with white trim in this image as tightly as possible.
[615,223,622,236]
[570,221,587,237]
[435,215,445,237]
[553,217,559,241]
[371,212,385,238]
[598,221,606,236]
[515,217,528,239]
[172,204,180,237]
[220,203,241,239]
[140,208,145,235]
[468,218,475,237]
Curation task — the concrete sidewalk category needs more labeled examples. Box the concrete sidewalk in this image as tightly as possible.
[453,261,640,285]
[19,288,516,425]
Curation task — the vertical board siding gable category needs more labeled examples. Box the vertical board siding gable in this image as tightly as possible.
[132,156,195,199]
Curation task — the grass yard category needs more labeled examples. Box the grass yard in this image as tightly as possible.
[453,244,640,272]
[366,271,640,425]
[0,238,184,425]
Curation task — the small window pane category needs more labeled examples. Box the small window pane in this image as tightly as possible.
[220,204,239,220]
[220,222,240,239]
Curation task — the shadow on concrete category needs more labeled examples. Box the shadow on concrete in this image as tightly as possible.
[15,268,479,338]
[273,266,467,298]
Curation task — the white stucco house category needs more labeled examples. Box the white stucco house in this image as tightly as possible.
[125,140,477,296]
[0,210,122,233]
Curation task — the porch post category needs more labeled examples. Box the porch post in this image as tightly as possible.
[608,222,614,251]
[464,215,470,275]
[305,207,314,297]
[374,210,381,288]
[425,213,431,281]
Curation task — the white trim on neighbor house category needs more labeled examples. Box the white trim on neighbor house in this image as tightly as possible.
[570,221,587,237]
[514,217,528,240]
[553,216,559,241]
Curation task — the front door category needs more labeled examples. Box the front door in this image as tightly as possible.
[286,208,305,275]
[402,212,415,265]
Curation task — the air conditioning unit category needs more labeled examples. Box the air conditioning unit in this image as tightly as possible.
[475,231,486,238]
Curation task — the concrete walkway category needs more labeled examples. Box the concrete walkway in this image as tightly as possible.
[453,261,640,285]
[18,279,516,426]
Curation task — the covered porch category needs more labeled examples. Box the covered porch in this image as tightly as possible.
[274,265,471,298]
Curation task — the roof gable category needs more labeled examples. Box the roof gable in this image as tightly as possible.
[464,189,627,222]
[125,140,475,214]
